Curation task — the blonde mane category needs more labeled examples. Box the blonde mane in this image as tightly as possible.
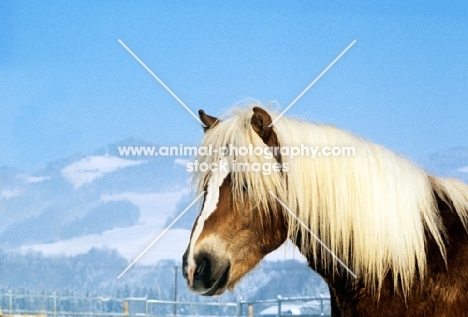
[193,104,468,296]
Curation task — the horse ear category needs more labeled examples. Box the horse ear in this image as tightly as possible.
[251,107,277,147]
[199,110,220,132]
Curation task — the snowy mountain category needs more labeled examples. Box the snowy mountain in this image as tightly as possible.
[0,141,466,269]
[0,139,195,265]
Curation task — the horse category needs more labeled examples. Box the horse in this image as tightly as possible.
[181,104,468,316]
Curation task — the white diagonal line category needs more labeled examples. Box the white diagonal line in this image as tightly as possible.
[117,191,205,279]
[269,191,357,278]
[269,40,356,127]
[118,39,206,128]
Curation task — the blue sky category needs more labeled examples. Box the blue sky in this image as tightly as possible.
[1,1,467,171]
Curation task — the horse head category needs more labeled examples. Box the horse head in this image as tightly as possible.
[182,107,286,296]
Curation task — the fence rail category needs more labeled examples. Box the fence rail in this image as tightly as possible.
[0,292,330,317]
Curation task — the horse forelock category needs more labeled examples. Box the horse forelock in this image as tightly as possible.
[193,106,284,216]
[191,104,457,297]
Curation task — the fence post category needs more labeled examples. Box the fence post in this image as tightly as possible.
[8,290,12,316]
[236,300,242,317]
[320,294,323,316]
[123,301,129,315]
[145,296,148,317]
[248,304,253,317]
[277,295,282,317]
[174,265,178,317]
[53,292,57,317]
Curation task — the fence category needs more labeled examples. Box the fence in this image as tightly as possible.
[0,292,330,317]
[238,296,331,317]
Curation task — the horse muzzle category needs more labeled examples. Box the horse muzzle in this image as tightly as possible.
[182,249,231,296]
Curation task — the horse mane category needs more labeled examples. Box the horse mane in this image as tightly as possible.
[193,104,468,296]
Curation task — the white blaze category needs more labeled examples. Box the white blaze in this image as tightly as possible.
[187,159,231,269]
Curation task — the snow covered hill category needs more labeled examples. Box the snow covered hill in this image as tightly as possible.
[0,139,195,264]
[0,141,466,268]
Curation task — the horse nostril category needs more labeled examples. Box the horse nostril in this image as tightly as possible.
[195,258,206,279]
[194,257,211,280]
[182,250,189,279]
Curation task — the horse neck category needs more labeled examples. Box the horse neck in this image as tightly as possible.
[293,187,468,317]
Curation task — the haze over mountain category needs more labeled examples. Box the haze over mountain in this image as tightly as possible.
[0,139,192,264]
[0,139,466,267]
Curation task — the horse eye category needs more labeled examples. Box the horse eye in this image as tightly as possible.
[241,184,248,192]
